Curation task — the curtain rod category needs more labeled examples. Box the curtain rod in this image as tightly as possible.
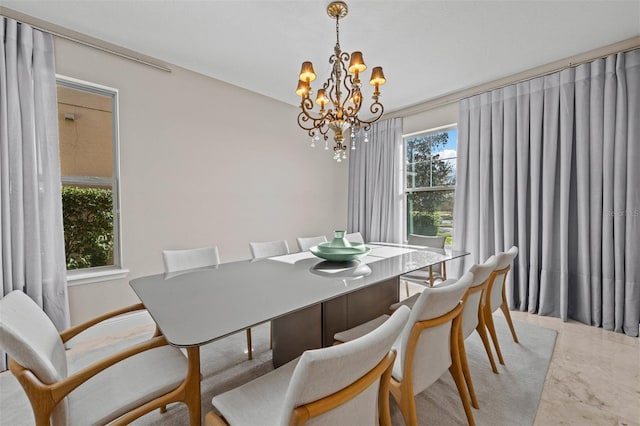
[385,36,640,119]
[0,7,172,73]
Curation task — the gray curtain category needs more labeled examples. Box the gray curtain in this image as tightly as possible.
[454,48,639,337]
[348,117,403,243]
[1,18,69,368]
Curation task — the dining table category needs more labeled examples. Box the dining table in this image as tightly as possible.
[129,242,468,425]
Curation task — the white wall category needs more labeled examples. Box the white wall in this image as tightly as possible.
[401,103,458,135]
[54,38,349,324]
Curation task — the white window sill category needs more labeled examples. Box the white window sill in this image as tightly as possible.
[67,267,130,287]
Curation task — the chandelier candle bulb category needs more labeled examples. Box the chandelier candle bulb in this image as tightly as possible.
[348,51,367,81]
[296,80,310,97]
[295,1,386,162]
[369,66,386,99]
[315,89,329,109]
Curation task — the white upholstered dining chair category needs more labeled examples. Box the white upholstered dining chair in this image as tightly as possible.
[296,235,327,252]
[345,232,365,244]
[162,245,221,272]
[0,290,198,426]
[163,245,254,361]
[248,240,290,350]
[390,256,499,410]
[401,234,447,296]
[249,239,290,259]
[205,305,410,426]
[334,272,475,426]
[483,246,519,366]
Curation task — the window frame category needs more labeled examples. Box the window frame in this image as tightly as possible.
[56,75,127,285]
[403,123,457,245]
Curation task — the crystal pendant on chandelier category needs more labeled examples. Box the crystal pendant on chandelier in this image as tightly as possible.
[295,1,386,162]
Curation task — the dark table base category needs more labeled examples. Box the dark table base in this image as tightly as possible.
[271,277,400,367]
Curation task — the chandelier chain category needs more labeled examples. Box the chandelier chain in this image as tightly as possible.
[335,16,341,50]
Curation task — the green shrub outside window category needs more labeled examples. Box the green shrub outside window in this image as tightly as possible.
[61,186,114,270]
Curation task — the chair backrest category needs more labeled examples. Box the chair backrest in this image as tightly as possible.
[407,234,446,249]
[407,234,446,275]
[487,246,518,312]
[345,232,364,244]
[282,306,410,426]
[296,235,327,252]
[461,256,498,338]
[162,246,220,273]
[0,291,69,423]
[249,240,290,259]
[396,272,473,395]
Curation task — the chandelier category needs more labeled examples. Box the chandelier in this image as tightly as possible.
[295,1,386,162]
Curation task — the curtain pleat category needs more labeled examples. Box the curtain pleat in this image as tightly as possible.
[624,50,640,337]
[514,81,531,311]
[1,18,69,369]
[348,118,403,243]
[454,48,640,337]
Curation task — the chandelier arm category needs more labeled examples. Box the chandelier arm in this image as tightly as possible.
[339,58,353,100]
[302,125,330,140]
[299,97,330,122]
[342,72,362,117]
[351,101,385,126]
[345,94,362,117]
[326,81,341,113]
[297,112,325,132]
[297,107,336,132]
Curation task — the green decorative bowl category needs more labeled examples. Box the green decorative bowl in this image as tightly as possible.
[315,243,366,254]
[309,245,370,262]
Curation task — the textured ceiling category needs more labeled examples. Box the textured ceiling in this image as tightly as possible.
[3,0,640,113]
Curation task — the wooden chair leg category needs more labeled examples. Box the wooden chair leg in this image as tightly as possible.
[159,405,167,414]
[246,328,253,360]
[500,301,519,343]
[476,312,499,374]
[390,380,418,426]
[450,320,476,426]
[32,404,53,426]
[458,331,479,409]
[484,308,505,365]
[378,360,394,426]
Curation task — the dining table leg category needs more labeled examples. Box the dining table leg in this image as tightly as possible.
[185,346,201,426]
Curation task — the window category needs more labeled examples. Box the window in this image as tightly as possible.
[404,125,457,245]
[57,76,122,281]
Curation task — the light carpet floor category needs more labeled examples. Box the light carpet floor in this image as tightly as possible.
[0,317,556,425]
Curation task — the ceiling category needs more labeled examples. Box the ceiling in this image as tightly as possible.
[3,0,640,114]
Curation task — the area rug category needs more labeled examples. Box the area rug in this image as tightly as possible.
[0,317,556,425]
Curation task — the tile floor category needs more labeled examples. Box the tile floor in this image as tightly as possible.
[507,311,639,425]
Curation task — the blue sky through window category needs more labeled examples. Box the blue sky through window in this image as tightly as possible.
[432,128,457,179]
[432,128,457,159]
